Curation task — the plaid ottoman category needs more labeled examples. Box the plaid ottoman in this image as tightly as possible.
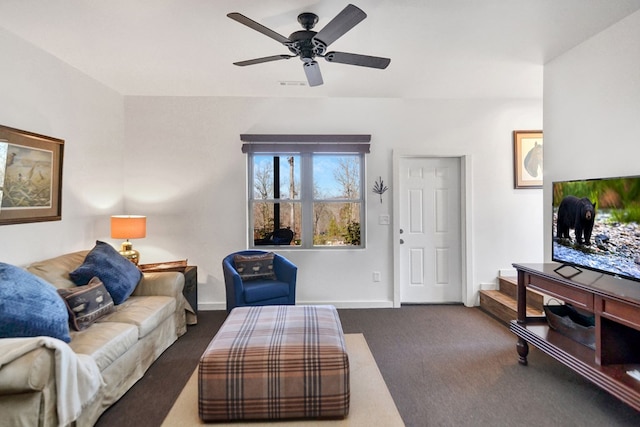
[198,305,350,421]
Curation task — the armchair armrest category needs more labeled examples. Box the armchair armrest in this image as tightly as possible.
[223,257,246,311]
[274,256,297,285]
[274,255,297,303]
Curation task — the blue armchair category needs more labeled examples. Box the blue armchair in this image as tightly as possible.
[222,250,297,313]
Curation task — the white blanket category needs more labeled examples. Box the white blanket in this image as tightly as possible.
[0,336,104,427]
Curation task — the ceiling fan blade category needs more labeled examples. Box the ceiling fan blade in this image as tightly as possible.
[324,51,390,69]
[303,61,323,87]
[227,12,291,44]
[233,55,294,66]
[314,4,366,47]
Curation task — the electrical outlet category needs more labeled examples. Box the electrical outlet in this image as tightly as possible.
[372,271,381,282]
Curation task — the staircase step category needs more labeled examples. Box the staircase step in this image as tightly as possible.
[479,290,544,325]
[498,276,545,311]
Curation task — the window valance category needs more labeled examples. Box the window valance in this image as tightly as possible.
[240,134,371,153]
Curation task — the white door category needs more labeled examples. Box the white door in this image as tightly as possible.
[399,157,462,303]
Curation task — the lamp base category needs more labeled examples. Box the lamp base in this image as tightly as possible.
[119,241,140,265]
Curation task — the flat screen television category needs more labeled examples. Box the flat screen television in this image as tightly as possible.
[552,175,640,282]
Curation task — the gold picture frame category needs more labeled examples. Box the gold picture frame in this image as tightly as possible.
[513,130,543,189]
[0,125,64,225]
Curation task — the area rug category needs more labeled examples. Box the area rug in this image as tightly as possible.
[161,333,404,426]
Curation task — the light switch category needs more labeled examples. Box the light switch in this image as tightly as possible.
[378,214,390,225]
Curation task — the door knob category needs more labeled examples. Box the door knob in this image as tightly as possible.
[400,239,404,244]
[399,229,404,234]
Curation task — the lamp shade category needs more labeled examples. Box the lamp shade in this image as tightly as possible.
[111,215,146,239]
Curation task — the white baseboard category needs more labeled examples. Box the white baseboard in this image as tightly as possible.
[197,302,226,311]
[196,300,395,311]
[499,268,517,277]
[317,301,395,309]
[479,282,497,291]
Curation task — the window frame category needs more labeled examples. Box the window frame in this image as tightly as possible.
[242,134,370,250]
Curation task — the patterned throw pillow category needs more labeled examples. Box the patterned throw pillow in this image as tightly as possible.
[58,277,115,331]
[233,253,276,281]
[69,240,143,304]
[0,262,71,343]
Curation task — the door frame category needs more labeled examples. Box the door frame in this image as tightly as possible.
[392,151,474,307]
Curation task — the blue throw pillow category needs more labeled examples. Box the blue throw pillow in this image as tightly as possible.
[69,241,142,305]
[0,262,71,343]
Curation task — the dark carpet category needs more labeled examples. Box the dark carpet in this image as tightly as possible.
[95,306,640,427]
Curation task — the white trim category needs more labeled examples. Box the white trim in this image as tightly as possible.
[299,300,394,308]
[197,300,395,311]
[499,268,517,277]
[479,282,498,291]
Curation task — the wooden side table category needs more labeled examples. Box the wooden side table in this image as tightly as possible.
[183,266,198,315]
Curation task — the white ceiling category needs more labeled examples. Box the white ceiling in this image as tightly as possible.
[1,0,639,98]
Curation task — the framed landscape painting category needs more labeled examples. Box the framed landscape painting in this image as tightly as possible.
[0,125,64,225]
[513,130,543,189]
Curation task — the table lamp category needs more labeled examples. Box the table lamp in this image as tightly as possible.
[111,215,146,265]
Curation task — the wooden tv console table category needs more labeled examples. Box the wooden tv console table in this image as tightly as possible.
[510,263,640,411]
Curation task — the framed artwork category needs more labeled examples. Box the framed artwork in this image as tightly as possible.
[0,125,64,225]
[513,130,543,189]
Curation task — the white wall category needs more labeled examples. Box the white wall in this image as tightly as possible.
[543,11,640,260]
[0,28,125,265]
[124,96,543,309]
[1,2,636,311]
[0,26,545,309]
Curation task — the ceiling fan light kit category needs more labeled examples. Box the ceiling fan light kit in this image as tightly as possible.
[228,4,390,87]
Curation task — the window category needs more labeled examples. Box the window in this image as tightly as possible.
[242,135,369,249]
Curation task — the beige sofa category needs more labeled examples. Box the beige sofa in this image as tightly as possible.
[0,250,188,427]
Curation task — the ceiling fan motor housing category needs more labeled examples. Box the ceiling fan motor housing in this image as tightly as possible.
[287,30,326,60]
[297,12,319,30]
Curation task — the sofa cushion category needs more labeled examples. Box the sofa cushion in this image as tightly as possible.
[0,263,71,343]
[26,251,89,289]
[57,277,115,331]
[69,241,142,305]
[233,252,276,281]
[69,321,138,371]
[96,296,176,339]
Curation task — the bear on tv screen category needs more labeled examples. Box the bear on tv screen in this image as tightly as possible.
[552,175,640,282]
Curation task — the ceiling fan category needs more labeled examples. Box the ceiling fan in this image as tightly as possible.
[227,4,390,87]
